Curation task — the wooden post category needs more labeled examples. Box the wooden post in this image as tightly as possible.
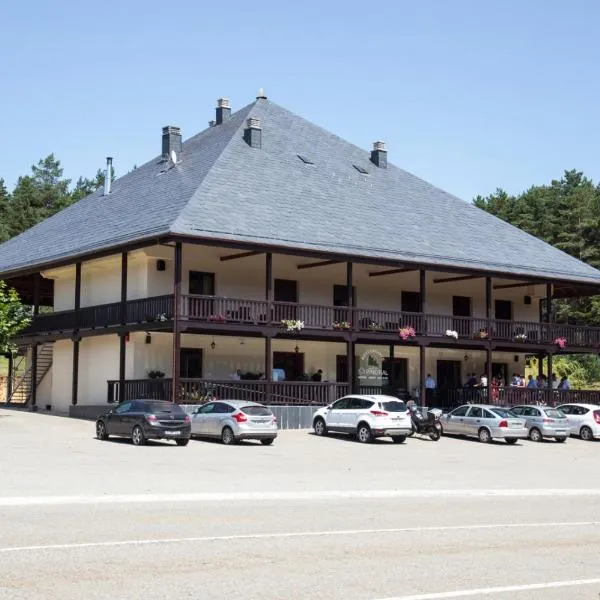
[420,269,426,334]
[347,340,355,393]
[265,252,273,323]
[72,263,82,406]
[537,352,544,378]
[265,336,272,403]
[546,283,553,342]
[172,242,182,403]
[419,344,425,405]
[485,277,492,338]
[30,343,38,409]
[486,346,493,401]
[346,262,353,327]
[547,352,553,403]
[119,252,128,403]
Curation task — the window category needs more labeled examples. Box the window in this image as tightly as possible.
[297,154,314,164]
[510,407,524,415]
[544,409,566,419]
[468,407,483,418]
[189,271,215,296]
[353,164,369,174]
[574,406,590,415]
[381,400,408,413]
[196,403,217,414]
[483,409,497,419]
[450,406,469,417]
[214,403,234,414]
[401,291,421,313]
[115,402,132,414]
[241,405,272,416]
[489,408,517,418]
[349,398,372,410]
[557,405,571,414]
[331,398,350,410]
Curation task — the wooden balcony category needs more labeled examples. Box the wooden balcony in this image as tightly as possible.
[19,292,600,350]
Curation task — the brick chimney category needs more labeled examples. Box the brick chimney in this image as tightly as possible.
[370,141,387,168]
[162,126,182,161]
[216,98,231,125]
[244,117,262,149]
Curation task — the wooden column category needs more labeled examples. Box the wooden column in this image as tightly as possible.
[486,346,493,399]
[30,274,41,409]
[72,262,82,406]
[30,343,38,409]
[419,344,426,405]
[172,242,182,403]
[546,283,553,342]
[537,352,544,378]
[346,262,353,326]
[118,252,128,403]
[547,352,554,404]
[420,269,427,334]
[265,252,273,326]
[485,277,492,337]
[265,336,272,402]
[347,341,355,393]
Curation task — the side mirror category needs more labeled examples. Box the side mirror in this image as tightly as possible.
[107,408,114,415]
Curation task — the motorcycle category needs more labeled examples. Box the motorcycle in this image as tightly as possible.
[407,404,442,441]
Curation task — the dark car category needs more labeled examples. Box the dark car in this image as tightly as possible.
[96,400,192,446]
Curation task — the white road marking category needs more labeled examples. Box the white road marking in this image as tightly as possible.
[376,577,600,599]
[0,521,597,554]
[1,488,600,506]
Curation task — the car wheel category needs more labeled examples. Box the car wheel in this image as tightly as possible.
[260,438,275,446]
[529,427,543,442]
[313,417,327,437]
[407,428,415,437]
[478,428,491,443]
[580,426,594,441]
[96,421,108,441]
[175,439,189,446]
[555,437,567,443]
[391,435,406,444]
[221,426,236,445]
[132,425,146,446]
[505,437,518,445]
[356,423,373,443]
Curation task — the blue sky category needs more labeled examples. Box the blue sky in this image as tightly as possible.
[1,0,599,201]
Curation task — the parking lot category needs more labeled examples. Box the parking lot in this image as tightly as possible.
[1,408,600,599]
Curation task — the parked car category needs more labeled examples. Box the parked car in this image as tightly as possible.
[555,403,600,441]
[96,400,191,446]
[190,400,278,445]
[312,395,412,443]
[509,405,569,442]
[441,404,528,444]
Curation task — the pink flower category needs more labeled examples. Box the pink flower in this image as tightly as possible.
[399,326,416,340]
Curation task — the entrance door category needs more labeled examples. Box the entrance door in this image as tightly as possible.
[382,358,408,395]
[336,354,359,386]
[180,348,203,378]
[436,360,462,409]
[452,296,471,336]
[273,351,304,381]
[274,279,298,320]
[401,291,423,333]
[333,284,356,323]
[495,300,512,320]
[189,271,215,318]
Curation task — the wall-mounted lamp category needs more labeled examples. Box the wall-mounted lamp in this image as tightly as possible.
[210,337,216,350]
[145,333,151,344]
[295,344,300,354]
[463,354,470,362]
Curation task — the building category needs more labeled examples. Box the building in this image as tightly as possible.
[2,92,600,415]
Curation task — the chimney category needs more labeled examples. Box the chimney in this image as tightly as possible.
[244,117,262,149]
[370,141,387,168]
[103,157,112,195]
[215,98,231,124]
[162,126,182,161]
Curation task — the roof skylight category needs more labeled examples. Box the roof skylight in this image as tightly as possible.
[353,164,369,174]
[297,154,314,165]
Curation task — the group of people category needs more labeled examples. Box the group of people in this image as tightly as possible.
[519,372,571,390]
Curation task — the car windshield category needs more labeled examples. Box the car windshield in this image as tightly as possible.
[147,402,185,415]
[381,401,408,412]
[545,409,566,419]
[489,408,517,418]
[241,405,272,416]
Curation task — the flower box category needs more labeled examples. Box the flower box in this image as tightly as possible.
[554,337,567,349]
[332,321,351,330]
[281,319,305,332]
[399,326,416,341]
[208,313,227,323]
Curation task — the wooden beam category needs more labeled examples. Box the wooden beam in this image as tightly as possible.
[297,259,340,270]
[493,281,536,290]
[219,251,262,262]
[368,268,415,277]
[433,275,482,284]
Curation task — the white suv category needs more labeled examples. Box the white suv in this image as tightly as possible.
[555,403,600,441]
[313,395,412,443]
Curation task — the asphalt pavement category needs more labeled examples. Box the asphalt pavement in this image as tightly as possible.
[1,408,600,599]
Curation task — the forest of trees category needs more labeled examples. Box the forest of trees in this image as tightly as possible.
[1,157,600,385]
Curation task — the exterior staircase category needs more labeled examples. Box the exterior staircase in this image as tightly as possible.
[6,343,54,405]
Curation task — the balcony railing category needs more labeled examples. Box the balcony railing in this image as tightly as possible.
[20,292,600,350]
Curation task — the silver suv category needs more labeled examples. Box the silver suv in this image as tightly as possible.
[312,395,412,443]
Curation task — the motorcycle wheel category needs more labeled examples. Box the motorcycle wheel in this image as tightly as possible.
[429,427,441,441]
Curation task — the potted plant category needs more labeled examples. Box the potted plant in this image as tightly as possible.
[399,326,416,341]
[208,313,226,323]
[281,319,305,332]
[554,337,567,349]
[332,321,351,330]
[147,369,165,379]
[514,333,528,342]
[473,329,489,340]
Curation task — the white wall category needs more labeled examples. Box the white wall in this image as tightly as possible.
[51,340,73,413]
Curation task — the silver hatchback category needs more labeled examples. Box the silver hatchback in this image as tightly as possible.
[190,400,278,445]
[510,405,569,443]
[441,404,528,444]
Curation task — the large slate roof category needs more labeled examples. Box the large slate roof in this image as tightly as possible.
[1,97,600,285]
